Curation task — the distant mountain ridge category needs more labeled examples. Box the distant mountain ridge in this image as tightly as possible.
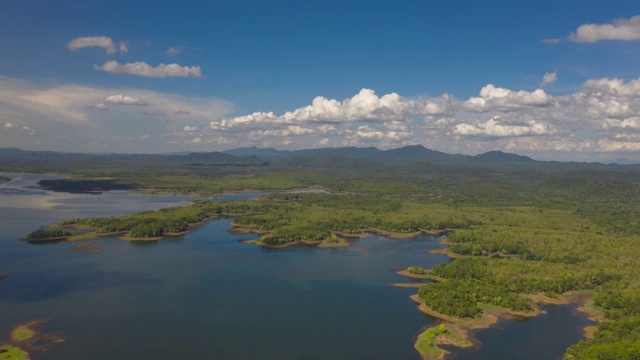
[223,146,289,159]
[223,145,534,165]
[0,145,630,170]
[0,148,266,168]
[472,151,534,163]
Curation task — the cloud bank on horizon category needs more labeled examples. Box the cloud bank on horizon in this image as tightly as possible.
[4,74,640,161]
[2,5,640,162]
[205,78,640,157]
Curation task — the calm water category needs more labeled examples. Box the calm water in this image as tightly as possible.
[0,174,593,359]
[447,304,594,360]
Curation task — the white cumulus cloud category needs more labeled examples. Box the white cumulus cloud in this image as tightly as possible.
[595,139,640,152]
[67,36,121,54]
[8,73,640,160]
[541,70,558,87]
[568,15,640,43]
[104,95,149,106]
[94,60,202,78]
[210,89,450,131]
[87,103,109,110]
[453,117,555,137]
[463,85,553,112]
[354,125,385,140]
[602,117,640,130]
[581,77,640,98]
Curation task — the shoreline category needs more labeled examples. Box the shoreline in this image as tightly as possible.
[240,238,350,249]
[410,294,548,360]
[408,285,601,359]
[18,183,606,358]
[22,235,68,243]
[36,212,450,247]
[27,185,451,247]
[395,254,603,359]
[238,227,448,249]
[395,269,444,281]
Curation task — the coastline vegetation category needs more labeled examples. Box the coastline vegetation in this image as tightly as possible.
[0,320,64,360]
[24,229,71,241]
[414,323,473,360]
[11,148,640,359]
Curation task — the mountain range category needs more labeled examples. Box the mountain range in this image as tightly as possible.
[1,145,637,173]
[223,145,535,165]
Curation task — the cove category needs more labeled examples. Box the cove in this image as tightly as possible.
[445,304,594,360]
[0,174,594,359]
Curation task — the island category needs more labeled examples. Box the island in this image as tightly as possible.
[0,320,64,360]
[23,229,71,242]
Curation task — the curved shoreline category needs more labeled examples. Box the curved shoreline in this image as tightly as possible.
[22,235,69,243]
[0,319,65,360]
[26,185,451,246]
[237,227,448,249]
[396,264,602,359]
[410,293,552,360]
[20,185,602,358]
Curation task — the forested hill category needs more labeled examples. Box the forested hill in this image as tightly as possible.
[224,145,535,165]
[2,146,639,175]
[224,145,640,173]
[0,148,267,172]
[222,146,288,159]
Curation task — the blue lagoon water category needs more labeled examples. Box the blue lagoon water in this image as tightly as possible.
[0,174,593,359]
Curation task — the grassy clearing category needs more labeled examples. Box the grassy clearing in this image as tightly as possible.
[0,345,29,360]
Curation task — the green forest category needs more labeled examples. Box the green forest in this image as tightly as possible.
[9,147,640,359]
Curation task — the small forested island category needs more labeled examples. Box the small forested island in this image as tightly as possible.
[23,229,71,242]
[0,175,10,182]
[8,145,640,359]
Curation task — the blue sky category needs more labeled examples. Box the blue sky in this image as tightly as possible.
[1,1,640,161]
